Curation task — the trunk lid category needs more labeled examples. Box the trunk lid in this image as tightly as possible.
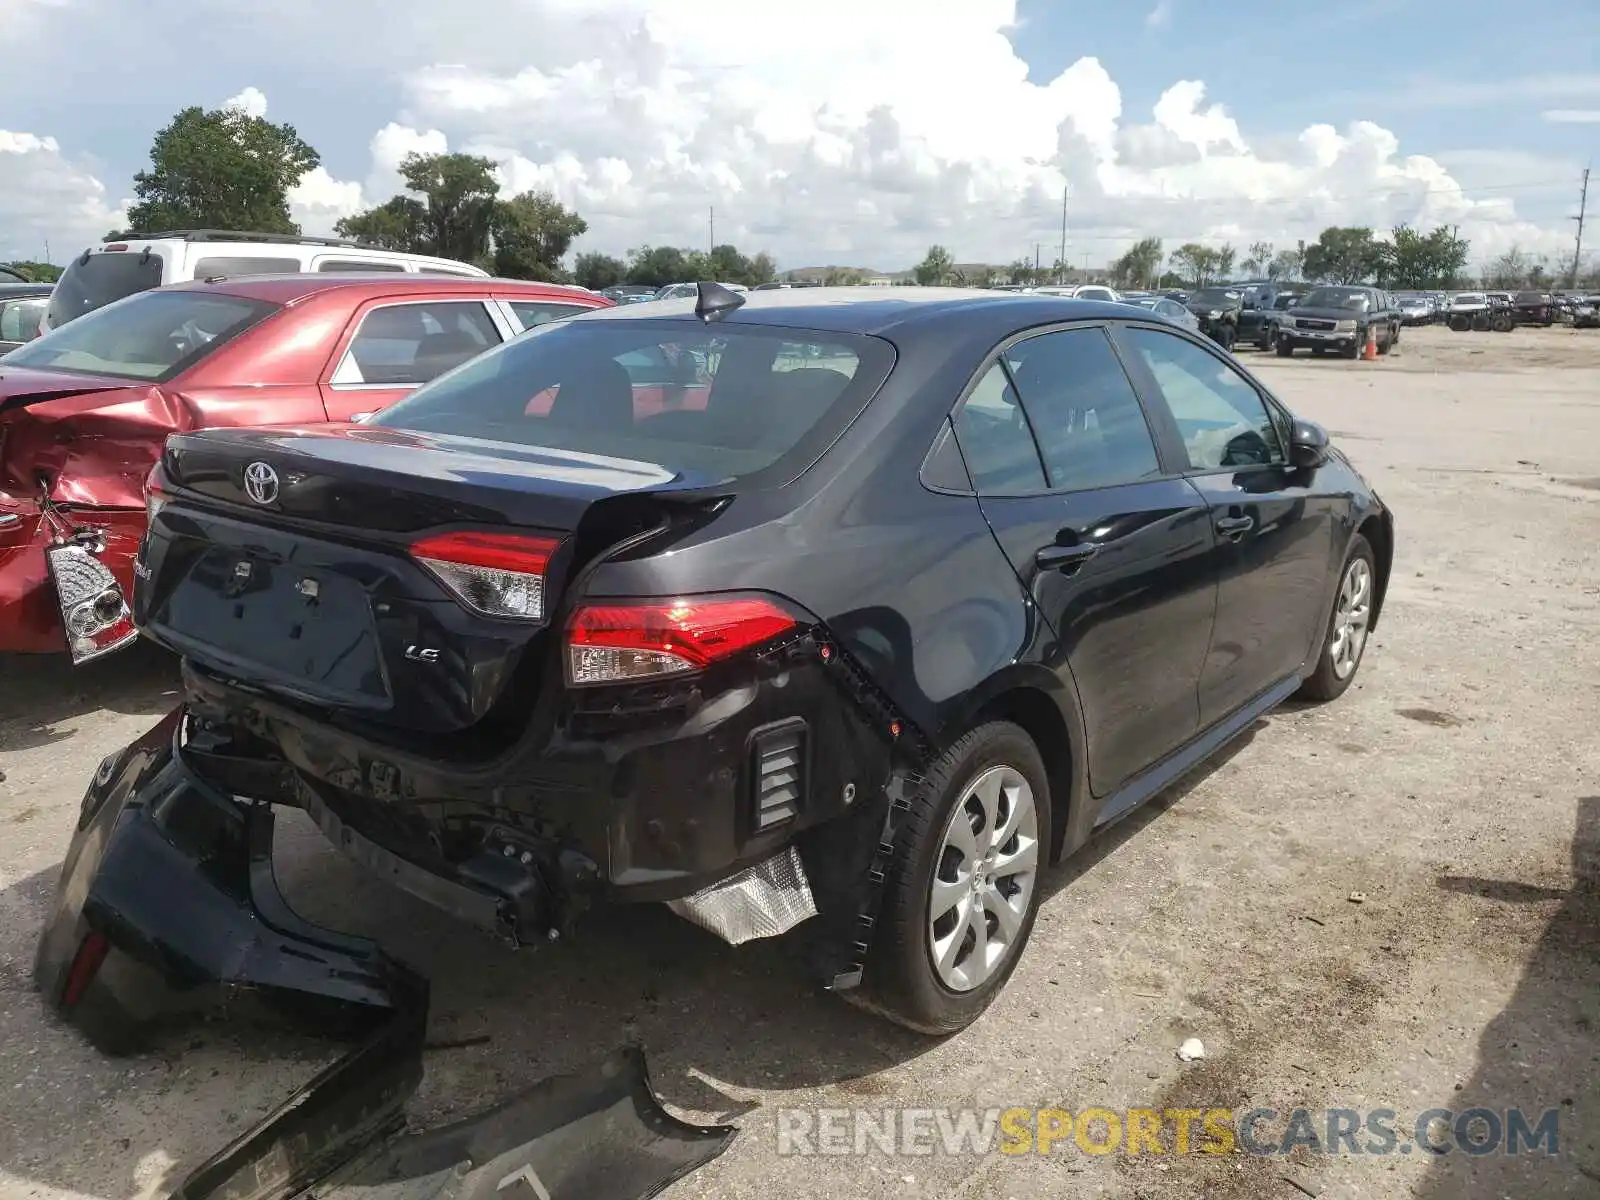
[0,367,178,505]
[138,423,729,742]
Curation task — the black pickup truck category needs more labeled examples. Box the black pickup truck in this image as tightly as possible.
[1183,286,1244,349]
[1236,287,1307,350]
[1274,285,1401,358]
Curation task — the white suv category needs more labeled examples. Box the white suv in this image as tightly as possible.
[43,229,488,332]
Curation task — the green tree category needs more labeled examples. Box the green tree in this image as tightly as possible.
[125,104,320,235]
[1376,223,1470,289]
[335,196,427,251]
[746,252,778,286]
[337,152,500,264]
[914,245,954,286]
[1242,240,1274,279]
[625,245,692,288]
[574,252,627,290]
[491,190,587,281]
[1485,245,1532,289]
[1213,243,1237,281]
[1302,227,1381,284]
[3,261,62,282]
[824,267,866,286]
[1169,243,1212,288]
[1110,237,1163,289]
[1271,244,1305,281]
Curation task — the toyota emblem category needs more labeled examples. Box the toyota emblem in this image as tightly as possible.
[243,461,280,506]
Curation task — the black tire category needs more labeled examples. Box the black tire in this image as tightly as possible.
[1297,535,1376,703]
[860,721,1052,1034]
[1340,338,1361,359]
[1377,326,1393,355]
[1276,339,1294,357]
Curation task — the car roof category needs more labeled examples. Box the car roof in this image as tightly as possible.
[161,273,605,305]
[0,282,53,297]
[571,285,1136,337]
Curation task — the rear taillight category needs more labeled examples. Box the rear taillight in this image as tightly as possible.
[566,595,799,685]
[144,464,170,525]
[410,530,563,621]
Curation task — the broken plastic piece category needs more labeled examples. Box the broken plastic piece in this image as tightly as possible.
[666,845,818,945]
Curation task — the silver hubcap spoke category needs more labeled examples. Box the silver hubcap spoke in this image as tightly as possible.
[1329,557,1372,680]
[928,764,1040,992]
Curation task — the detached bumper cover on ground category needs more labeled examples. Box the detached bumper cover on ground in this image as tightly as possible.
[32,710,735,1200]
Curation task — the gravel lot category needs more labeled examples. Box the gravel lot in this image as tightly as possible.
[1,323,1596,1199]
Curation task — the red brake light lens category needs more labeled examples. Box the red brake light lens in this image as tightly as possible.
[566,595,799,685]
[410,531,563,621]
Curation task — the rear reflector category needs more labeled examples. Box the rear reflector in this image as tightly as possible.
[61,931,110,1008]
[410,530,563,621]
[567,595,799,685]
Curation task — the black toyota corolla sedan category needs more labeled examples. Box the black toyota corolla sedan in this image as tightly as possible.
[42,284,1392,1041]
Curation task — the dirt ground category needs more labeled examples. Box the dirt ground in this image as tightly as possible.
[1,323,1597,1199]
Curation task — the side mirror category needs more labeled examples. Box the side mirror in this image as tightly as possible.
[1289,418,1330,469]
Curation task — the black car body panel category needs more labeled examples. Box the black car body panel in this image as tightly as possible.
[107,288,1391,1004]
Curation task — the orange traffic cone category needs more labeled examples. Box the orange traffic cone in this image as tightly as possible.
[1362,324,1378,361]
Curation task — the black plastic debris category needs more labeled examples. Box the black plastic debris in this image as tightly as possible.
[33,709,737,1200]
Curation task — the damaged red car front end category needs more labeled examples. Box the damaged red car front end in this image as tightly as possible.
[0,368,186,660]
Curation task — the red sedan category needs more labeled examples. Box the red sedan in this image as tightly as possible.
[0,273,610,662]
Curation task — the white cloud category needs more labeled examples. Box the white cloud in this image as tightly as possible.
[1145,1,1174,29]
[1542,109,1600,124]
[0,130,127,259]
[4,1,1587,271]
[221,86,269,119]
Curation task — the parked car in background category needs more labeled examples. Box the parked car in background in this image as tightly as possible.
[75,284,1393,1044]
[0,283,52,353]
[1128,294,1201,332]
[600,286,659,304]
[1446,292,1514,332]
[1275,286,1400,358]
[0,273,609,664]
[1236,288,1306,350]
[43,230,488,335]
[1395,294,1433,326]
[1510,292,1559,327]
[654,281,751,301]
[1183,286,1245,350]
[1573,296,1600,329]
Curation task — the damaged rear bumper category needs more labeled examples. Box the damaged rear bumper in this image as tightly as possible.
[34,710,736,1199]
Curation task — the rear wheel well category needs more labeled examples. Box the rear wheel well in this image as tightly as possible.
[967,687,1074,864]
[1357,512,1392,629]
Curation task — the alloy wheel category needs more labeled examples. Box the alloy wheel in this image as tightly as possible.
[1329,557,1373,680]
[927,765,1040,992]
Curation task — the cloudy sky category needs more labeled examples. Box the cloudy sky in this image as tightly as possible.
[2,0,1597,272]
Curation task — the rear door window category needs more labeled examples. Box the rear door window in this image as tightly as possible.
[1002,328,1162,491]
[369,320,895,481]
[45,251,165,329]
[191,255,303,278]
[951,362,1048,495]
[331,301,503,387]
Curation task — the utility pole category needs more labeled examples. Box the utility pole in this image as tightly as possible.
[1059,188,1068,285]
[708,206,715,258]
[1570,167,1590,289]
[1034,243,1041,278]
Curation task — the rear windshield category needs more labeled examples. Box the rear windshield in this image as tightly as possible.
[46,250,164,329]
[7,289,277,381]
[1301,288,1370,310]
[369,319,896,480]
